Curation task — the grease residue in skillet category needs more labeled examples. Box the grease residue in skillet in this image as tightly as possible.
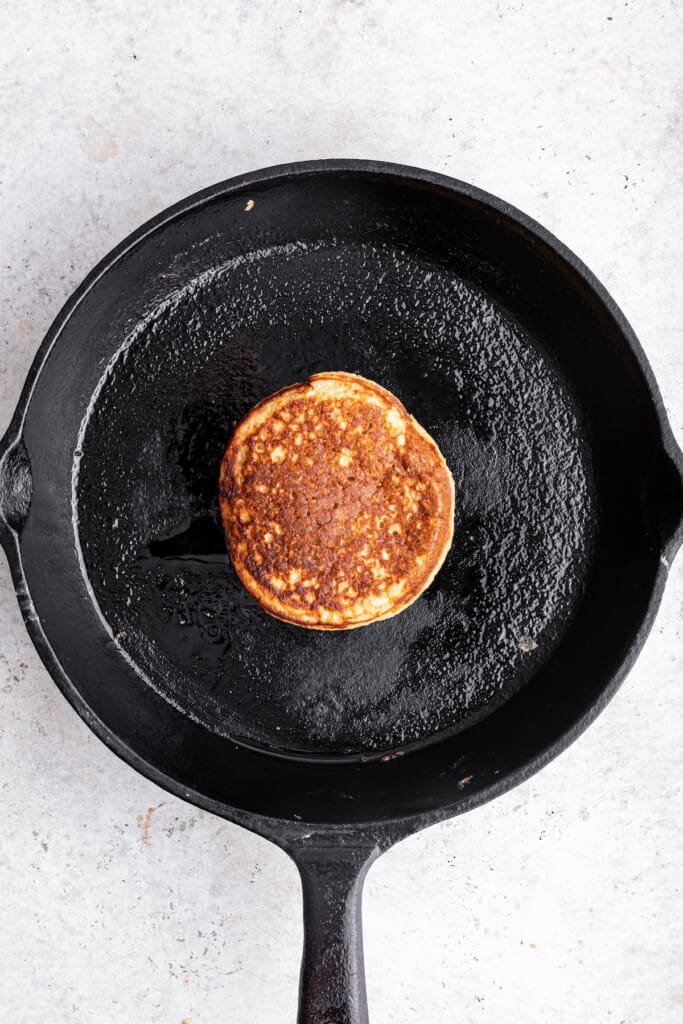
[75,241,595,757]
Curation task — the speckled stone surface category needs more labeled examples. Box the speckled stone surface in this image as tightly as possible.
[1,2,682,1022]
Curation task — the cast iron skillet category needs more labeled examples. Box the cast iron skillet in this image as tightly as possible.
[1,160,682,1023]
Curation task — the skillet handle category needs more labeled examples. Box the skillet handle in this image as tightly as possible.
[291,839,381,1024]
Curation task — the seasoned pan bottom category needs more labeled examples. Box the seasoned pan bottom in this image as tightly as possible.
[76,240,594,758]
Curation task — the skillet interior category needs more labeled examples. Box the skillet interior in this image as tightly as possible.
[76,233,595,757]
[12,165,680,823]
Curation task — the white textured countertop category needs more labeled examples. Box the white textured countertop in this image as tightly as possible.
[1,2,682,1022]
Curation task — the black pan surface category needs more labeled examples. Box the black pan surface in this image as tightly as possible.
[1,161,682,830]
[76,230,594,759]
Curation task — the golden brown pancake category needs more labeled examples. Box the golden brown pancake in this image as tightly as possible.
[218,372,455,629]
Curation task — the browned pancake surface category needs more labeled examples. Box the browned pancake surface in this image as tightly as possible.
[219,372,454,628]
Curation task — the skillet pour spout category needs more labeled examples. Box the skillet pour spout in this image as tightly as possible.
[1,160,682,1021]
[648,446,683,562]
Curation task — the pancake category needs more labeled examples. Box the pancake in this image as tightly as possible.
[218,372,455,629]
